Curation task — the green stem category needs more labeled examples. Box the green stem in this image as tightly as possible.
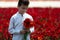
[24,32,30,40]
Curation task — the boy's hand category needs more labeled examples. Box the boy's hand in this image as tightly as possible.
[25,29,30,33]
[20,30,26,34]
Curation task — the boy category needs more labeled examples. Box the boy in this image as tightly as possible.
[8,0,34,40]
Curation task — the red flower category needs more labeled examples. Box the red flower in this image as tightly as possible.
[38,35,43,40]
[23,18,34,29]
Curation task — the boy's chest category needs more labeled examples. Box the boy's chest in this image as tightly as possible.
[13,13,30,28]
[14,15,24,27]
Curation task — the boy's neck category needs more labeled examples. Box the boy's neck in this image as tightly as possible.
[21,14,23,17]
[19,12,24,17]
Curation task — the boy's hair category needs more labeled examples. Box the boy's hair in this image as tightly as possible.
[18,0,29,7]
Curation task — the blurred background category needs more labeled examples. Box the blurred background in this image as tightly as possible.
[0,0,60,40]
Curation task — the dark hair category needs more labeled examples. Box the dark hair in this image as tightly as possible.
[18,0,29,7]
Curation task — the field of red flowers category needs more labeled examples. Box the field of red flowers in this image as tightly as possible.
[0,8,60,40]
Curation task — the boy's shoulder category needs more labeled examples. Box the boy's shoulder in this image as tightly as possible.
[24,13,33,21]
[24,13,33,18]
[11,12,18,19]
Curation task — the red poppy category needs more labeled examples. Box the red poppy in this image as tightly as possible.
[23,18,34,29]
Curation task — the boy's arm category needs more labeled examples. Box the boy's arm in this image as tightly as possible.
[30,27,34,33]
[8,17,21,34]
[29,16,34,33]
